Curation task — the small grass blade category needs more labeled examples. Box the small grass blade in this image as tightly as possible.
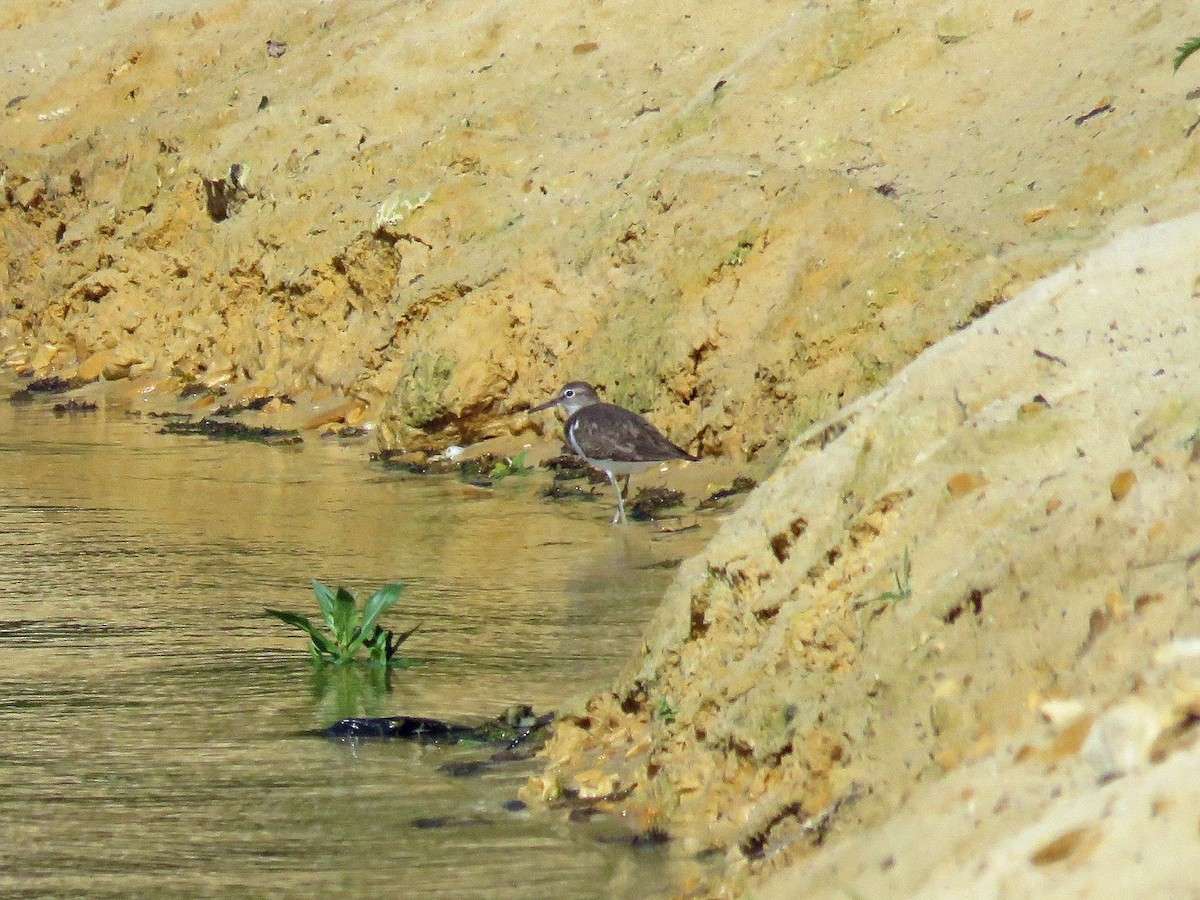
[1175,37,1200,72]
[876,547,913,603]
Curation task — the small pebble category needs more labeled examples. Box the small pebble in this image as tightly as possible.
[1081,700,1164,779]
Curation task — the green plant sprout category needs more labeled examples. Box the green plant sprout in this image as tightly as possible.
[488,449,534,481]
[267,580,419,668]
[724,238,755,267]
[1174,37,1200,72]
[876,547,913,603]
[656,697,678,723]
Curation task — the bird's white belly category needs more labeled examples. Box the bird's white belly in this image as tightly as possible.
[586,458,659,476]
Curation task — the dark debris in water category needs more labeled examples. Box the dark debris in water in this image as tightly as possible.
[560,798,672,852]
[438,760,491,778]
[379,448,427,472]
[374,448,466,476]
[211,394,293,416]
[629,486,686,521]
[542,453,595,479]
[541,481,598,502]
[394,458,464,476]
[539,454,605,501]
[324,715,476,742]
[24,375,85,393]
[321,424,369,439]
[433,738,545,778]
[596,826,671,849]
[9,375,87,402]
[374,450,533,485]
[653,522,700,535]
[178,381,224,399]
[144,410,191,420]
[325,704,554,750]
[52,398,99,414]
[697,475,758,510]
[326,705,556,778]
[551,782,634,808]
[158,418,302,444]
[638,557,682,570]
[412,815,496,830]
[460,452,502,478]
[451,452,512,486]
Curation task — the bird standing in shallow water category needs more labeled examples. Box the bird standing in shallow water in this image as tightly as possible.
[530,381,700,524]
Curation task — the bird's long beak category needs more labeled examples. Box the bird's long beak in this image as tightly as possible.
[528,395,562,413]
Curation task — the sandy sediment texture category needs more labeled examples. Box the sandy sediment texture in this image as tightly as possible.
[532,214,1200,894]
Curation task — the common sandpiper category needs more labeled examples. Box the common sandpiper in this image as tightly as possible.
[530,381,699,524]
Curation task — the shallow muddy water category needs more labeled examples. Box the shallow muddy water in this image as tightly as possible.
[0,387,713,897]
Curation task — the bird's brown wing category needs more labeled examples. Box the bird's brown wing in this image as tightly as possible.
[569,404,698,462]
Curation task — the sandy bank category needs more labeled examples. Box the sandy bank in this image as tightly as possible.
[4,0,1200,894]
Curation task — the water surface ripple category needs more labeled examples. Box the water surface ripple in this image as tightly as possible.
[0,392,709,898]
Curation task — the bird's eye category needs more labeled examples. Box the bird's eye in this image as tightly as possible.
[564,389,575,397]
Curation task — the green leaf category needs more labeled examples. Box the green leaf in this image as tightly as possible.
[343,630,374,660]
[266,608,338,658]
[488,450,533,481]
[383,623,420,666]
[360,582,404,636]
[341,623,374,660]
[361,620,421,666]
[284,581,418,666]
[331,587,359,651]
[312,580,338,632]
[1175,37,1200,72]
[311,633,339,660]
[265,607,320,638]
[368,632,386,666]
[390,622,420,650]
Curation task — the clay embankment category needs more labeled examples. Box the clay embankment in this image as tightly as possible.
[3,1,1195,454]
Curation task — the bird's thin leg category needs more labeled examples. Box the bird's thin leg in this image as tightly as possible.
[605,470,627,524]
